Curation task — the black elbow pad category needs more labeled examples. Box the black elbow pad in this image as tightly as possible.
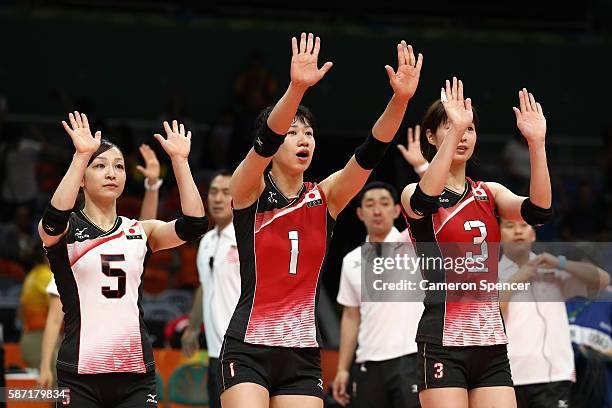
[41,204,71,236]
[410,184,440,217]
[520,198,554,226]
[253,122,285,158]
[354,133,391,170]
[175,215,209,241]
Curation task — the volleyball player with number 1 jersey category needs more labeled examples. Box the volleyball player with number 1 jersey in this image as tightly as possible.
[401,79,553,408]
[220,33,423,408]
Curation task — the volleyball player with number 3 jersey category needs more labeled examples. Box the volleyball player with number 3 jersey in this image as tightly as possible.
[37,112,207,408]
[221,33,423,408]
[401,79,553,408]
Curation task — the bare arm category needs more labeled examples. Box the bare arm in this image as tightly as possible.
[136,144,161,221]
[401,78,473,220]
[321,42,423,218]
[487,90,552,221]
[144,121,205,252]
[533,253,611,293]
[230,33,333,209]
[38,296,64,388]
[38,112,101,246]
[181,285,203,357]
[332,306,360,406]
[513,89,551,209]
[397,125,428,177]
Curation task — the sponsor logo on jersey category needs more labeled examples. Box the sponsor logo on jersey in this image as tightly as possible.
[557,400,568,408]
[305,189,323,207]
[317,378,323,390]
[146,394,158,404]
[229,362,236,377]
[75,227,90,240]
[268,191,278,204]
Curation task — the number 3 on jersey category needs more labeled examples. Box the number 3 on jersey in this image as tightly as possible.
[463,220,489,272]
[288,230,299,275]
[100,254,126,298]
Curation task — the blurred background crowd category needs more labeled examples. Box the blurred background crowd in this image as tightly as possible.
[0,0,611,407]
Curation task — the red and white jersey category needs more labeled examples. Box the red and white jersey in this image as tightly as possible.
[226,172,334,348]
[404,178,507,347]
[45,211,155,374]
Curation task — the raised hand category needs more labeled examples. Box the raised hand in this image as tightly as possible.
[397,125,427,166]
[290,32,333,90]
[136,144,161,181]
[385,41,423,100]
[154,120,191,160]
[61,111,101,155]
[513,88,546,146]
[440,77,473,132]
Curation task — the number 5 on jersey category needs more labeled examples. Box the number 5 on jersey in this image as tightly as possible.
[100,254,126,298]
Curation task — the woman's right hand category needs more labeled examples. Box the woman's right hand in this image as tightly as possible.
[440,77,473,135]
[37,366,54,388]
[61,111,101,156]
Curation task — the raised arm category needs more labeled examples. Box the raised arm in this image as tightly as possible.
[136,144,161,221]
[321,41,423,218]
[397,125,429,177]
[142,121,207,252]
[230,32,333,209]
[401,77,472,219]
[486,89,552,225]
[38,112,101,247]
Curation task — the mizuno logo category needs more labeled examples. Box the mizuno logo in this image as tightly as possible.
[146,394,157,404]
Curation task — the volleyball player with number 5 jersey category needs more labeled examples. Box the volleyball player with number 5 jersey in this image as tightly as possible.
[221,33,423,408]
[401,79,553,408]
[37,112,207,407]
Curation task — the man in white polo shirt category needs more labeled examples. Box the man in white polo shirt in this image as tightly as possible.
[498,217,610,408]
[182,170,240,408]
[332,181,423,408]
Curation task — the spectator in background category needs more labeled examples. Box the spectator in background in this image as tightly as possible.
[501,131,531,194]
[234,51,278,114]
[499,219,610,408]
[332,182,423,408]
[561,180,606,241]
[182,170,240,408]
[232,51,278,163]
[18,243,53,369]
[209,110,235,169]
[0,124,43,219]
[0,205,38,268]
[567,291,612,408]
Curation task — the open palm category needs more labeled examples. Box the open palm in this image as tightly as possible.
[61,111,101,155]
[441,77,473,131]
[290,32,333,89]
[514,88,546,146]
[154,120,191,160]
[136,144,161,180]
[385,41,423,100]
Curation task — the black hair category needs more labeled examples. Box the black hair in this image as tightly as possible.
[87,139,123,166]
[207,169,233,191]
[420,100,479,162]
[254,104,316,136]
[358,181,399,205]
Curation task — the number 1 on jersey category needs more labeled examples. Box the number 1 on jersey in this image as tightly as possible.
[288,230,299,275]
